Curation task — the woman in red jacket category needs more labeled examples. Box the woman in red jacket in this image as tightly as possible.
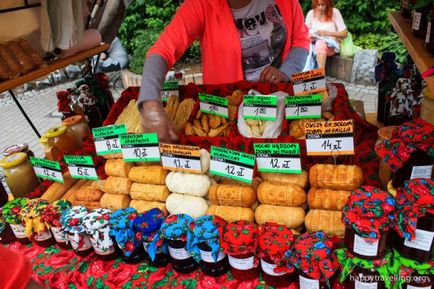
[139,0,310,143]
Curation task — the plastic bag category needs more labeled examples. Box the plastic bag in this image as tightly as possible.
[340,32,356,58]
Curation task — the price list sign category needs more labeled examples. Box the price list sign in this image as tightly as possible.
[243,95,278,121]
[305,120,355,156]
[30,157,64,183]
[161,81,179,102]
[291,68,326,96]
[64,155,98,181]
[254,143,302,174]
[210,146,255,184]
[286,94,322,119]
[92,124,127,155]
[120,133,160,162]
[159,143,202,173]
[199,93,229,118]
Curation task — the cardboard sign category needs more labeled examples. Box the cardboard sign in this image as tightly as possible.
[161,81,179,102]
[254,143,302,174]
[199,93,229,118]
[159,143,202,173]
[291,68,327,96]
[210,146,255,184]
[64,155,98,181]
[285,94,322,119]
[120,133,160,162]
[305,120,354,156]
[243,95,278,121]
[92,124,127,155]
[30,157,64,183]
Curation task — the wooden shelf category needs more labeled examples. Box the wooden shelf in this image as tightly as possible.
[389,11,434,92]
[0,43,110,93]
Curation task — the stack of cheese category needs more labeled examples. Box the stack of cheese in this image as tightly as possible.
[128,166,169,213]
[101,159,135,211]
[255,171,308,232]
[305,164,364,237]
[165,149,211,219]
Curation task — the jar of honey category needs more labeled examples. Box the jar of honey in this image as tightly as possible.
[45,125,80,154]
[0,153,40,199]
[62,115,90,147]
[2,198,30,244]
[60,206,93,257]
[221,221,260,281]
[83,209,117,260]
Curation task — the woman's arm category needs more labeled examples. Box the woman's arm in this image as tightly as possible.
[319,29,348,38]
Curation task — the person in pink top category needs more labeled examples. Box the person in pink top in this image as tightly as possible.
[305,0,348,68]
[138,0,310,143]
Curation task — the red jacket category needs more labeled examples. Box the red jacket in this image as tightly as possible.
[147,0,310,84]
[0,246,33,289]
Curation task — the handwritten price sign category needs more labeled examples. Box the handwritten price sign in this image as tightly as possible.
[210,146,255,184]
[30,157,64,183]
[286,94,322,119]
[291,68,327,96]
[254,143,302,174]
[159,143,202,173]
[120,133,160,162]
[92,124,127,155]
[199,93,229,118]
[64,155,98,181]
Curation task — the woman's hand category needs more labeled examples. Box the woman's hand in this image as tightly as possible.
[316,30,330,37]
[259,66,289,84]
[140,100,179,143]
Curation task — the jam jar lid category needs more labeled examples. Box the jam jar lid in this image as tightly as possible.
[39,135,48,145]
[45,125,68,138]
[62,115,84,126]
[2,198,28,224]
[343,186,395,242]
[108,208,140,257]
[258,222,294,259]
[2,143,29,157]
[0,152,28,169]
[21,199,50,236]
[133,208,166,241]
[60,206,89,234]
[221,220,259,256]
[41,200,72,227]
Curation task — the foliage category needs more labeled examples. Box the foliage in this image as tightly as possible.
[129,29,161,75]
[354,33,408,63]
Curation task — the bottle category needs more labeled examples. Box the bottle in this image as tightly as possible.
[167,239,198,274]
[401,0,412,18]
[84,105,103,129]
[344,225,388,260]
[392,149,434,189]
[198,243,229,277]
[413,6,430,39]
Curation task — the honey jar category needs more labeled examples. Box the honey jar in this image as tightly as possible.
[62,115,90,147]
[45,125,80,154]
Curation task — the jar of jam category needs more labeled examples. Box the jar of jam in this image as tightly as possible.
[62,115,90,147]
[2,198,30,244]
[375,126,398,190]
[344,266,386,289]
[0,153,40,198]
[413,7,430,39]
[41,200,72,249]
[67,232,94,257]
[261,256,295,287]
[21,199,56,247]
[45,125,80,154]
[10,223,31,244]
[143,240,170,267]
[2,143,34,158]
[403,274,433,289]
[51,226,71,249]
[298,271,328,289]
[167,239,198,274]
[401,0,412,18]
[221,221,260,281]
[198,243,229,277]
[32,230,56,247]
[392,149,433,189]
[83,209,117,260]
[61,206,93,257]
[114,238,147,264]
[344,225,388,260]
[0,210,15,244]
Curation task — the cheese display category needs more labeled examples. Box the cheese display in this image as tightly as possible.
[255,204,305,228]
[165,172,211,197]
[104,159,135,178]
[208,184,256,207]
[257,182,306,207]
[309,164,364,190]
[165,193,208,218]
[128,166,168,185]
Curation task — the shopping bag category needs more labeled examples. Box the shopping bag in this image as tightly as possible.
[340,32,356,58]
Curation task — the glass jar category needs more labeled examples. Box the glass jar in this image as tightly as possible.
[403,274,433,289]
[344,267,386,289]
[392,149,434,189]
[413,7,430,39]
[62,115,90,147]
[2,143,34,158]
[401,0,412,18]
[9,223,31,244]
[84,105,103,129]
[227,252,259,281]
[32,230,56,247]
[90,237,117,260]
[344,226,388,260]
[394,213,434,263]
[298,271,328,289]
[376,126,398,190]
[261,255,294,287]
[45,125,80,154]
[167,239,198,274]
[113,237,146,264]
[51,226,71,249]
[198,243,229,277]
[67,233,93,257]
[0,222,15,244]
[143,240,170,268]
[0,153,40,198]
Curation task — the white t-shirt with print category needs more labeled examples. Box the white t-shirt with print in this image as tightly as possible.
[231,0,287,81]
[305,8,347,39]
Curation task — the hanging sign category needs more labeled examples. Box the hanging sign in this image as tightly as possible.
[285,94,322,119]
[254,143,302,174]
[92,124,127,155]
[243,95,278,121]
[120,133,160,162]
[291,68,326,96]
[64,155,98,181]
[30,157,64,183]
[210,146,255,184]
[199,93,229,118]
[159,143,202,173]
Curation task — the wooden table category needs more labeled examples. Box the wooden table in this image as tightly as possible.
[0,43,109,137]
[389,11,434,91]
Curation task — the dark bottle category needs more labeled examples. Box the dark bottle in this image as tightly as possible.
[167,239,198,274]
[392,149,434,189]
[84,105,103,129]
[403,274,433,289]
[401,0,412,18]
[298,271,328,289]
[344,226,388,260]
[0,223,15,244]
[113,237,146,264]
[143,241,170,268]
[32,230,56,247]
[227,252,260,281]
[344,267,386,289]
[394,213,434,263]
[426,15,434,54]
[198,243,229,277]
[413,7,430,39]
[261,256,294,287]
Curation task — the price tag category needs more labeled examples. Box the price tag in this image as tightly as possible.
[254,143,302,174]
[291,68,326,96]
[120,133,161,162]
[30,157,64,183]
[199,93,229,118]
[161,81,179,102]
[285,94,322,119]
[159,143,202,173]
[243,95,278,121]
[64,155,98,181]
[92,124,127,155]
[210,146,255,184]
[305,120,354,156]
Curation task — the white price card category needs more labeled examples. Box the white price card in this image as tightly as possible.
[30,157,64,183]
[120,133,161,162]
[210,146,255,184]
[92,124,127,155]
[243,95,278,121]
[159,143,202,173]
[199,93,229,118]
[64,155,98,181]
[285,94,322,119]
[254,143,302,174]
[291,68,327,96]
[305,120,355,156]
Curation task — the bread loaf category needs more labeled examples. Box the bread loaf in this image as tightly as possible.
[207,205,255,223]
[309,164,363,190]
[208,184,256,207]
[255,205,305,228]
[307,188,351,210]
[165,172,211,197]
[75,188,104,202]
[128,166,168,185]
[305,209,345,237]
[104,176,132,195]
[166,193,209,219]
[258,182,306,207]
[129,200,167,214]
[72,200,101,210]
[105,159,135,177]
[62,179,88,202]
[83,180,106,192]
[261,171,309,188]
[100,194,130,211]
[130,183,169,202]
